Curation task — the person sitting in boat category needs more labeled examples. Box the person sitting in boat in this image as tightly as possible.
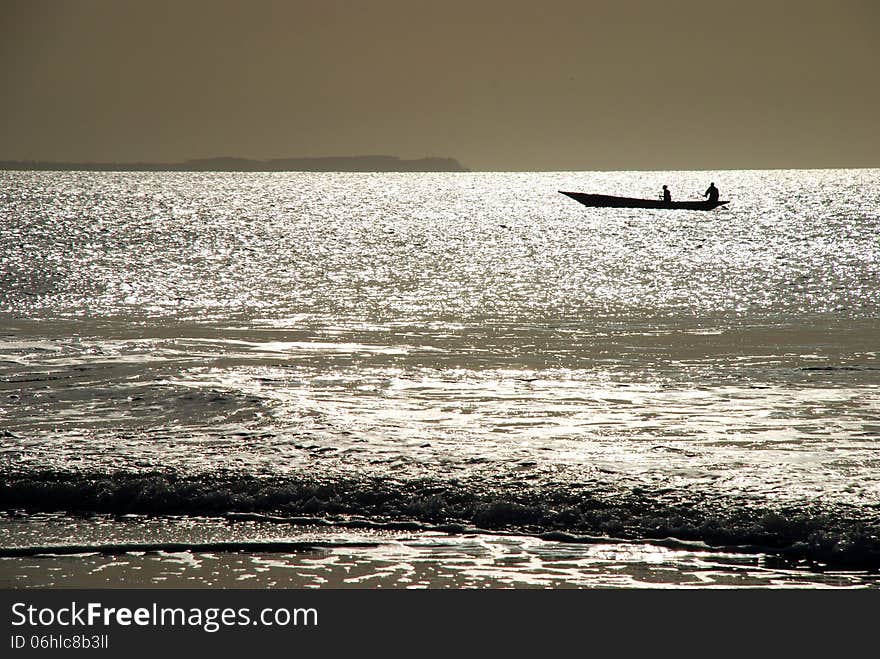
[704,182,719,203]
[661,185,671,204]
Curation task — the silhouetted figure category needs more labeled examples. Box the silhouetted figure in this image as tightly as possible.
[661,185,671,204]
[704,182,719,203]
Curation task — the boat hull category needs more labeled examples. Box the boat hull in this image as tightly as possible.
[559,191,729,211]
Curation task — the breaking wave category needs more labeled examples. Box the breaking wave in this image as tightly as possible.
[2,471,878,570]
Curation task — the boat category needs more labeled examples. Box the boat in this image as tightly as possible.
[559,191,729,211]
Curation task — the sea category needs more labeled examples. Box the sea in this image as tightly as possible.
[1,168,878,588]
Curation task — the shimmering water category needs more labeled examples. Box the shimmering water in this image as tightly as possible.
[1,169,879,587]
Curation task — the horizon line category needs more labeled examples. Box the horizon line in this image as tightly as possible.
[2,159,878,174]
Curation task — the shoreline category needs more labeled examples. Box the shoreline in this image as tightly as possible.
[2,518,875,589]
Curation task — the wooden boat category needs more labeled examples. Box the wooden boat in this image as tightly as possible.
[559,191,729,211]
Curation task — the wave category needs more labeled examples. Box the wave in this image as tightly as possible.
[800,366,880,372]
[0,539,380,558]
[2,471,879,570]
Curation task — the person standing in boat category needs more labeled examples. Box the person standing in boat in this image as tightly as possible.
[661,185,672,204]
[704,182,719,203]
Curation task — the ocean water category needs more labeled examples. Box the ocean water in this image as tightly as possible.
[1,169,879,588]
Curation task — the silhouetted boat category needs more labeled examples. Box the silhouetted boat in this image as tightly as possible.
[559,191,729,211]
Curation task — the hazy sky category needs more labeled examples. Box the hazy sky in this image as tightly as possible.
[1,0,878,170]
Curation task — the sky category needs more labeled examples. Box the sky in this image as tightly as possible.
[1,0,878,171]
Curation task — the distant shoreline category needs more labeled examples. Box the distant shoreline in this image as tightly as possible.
[2,160,876,174]
[0,155,470,173]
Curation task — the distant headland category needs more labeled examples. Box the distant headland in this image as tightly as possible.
[0,155,469,173]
